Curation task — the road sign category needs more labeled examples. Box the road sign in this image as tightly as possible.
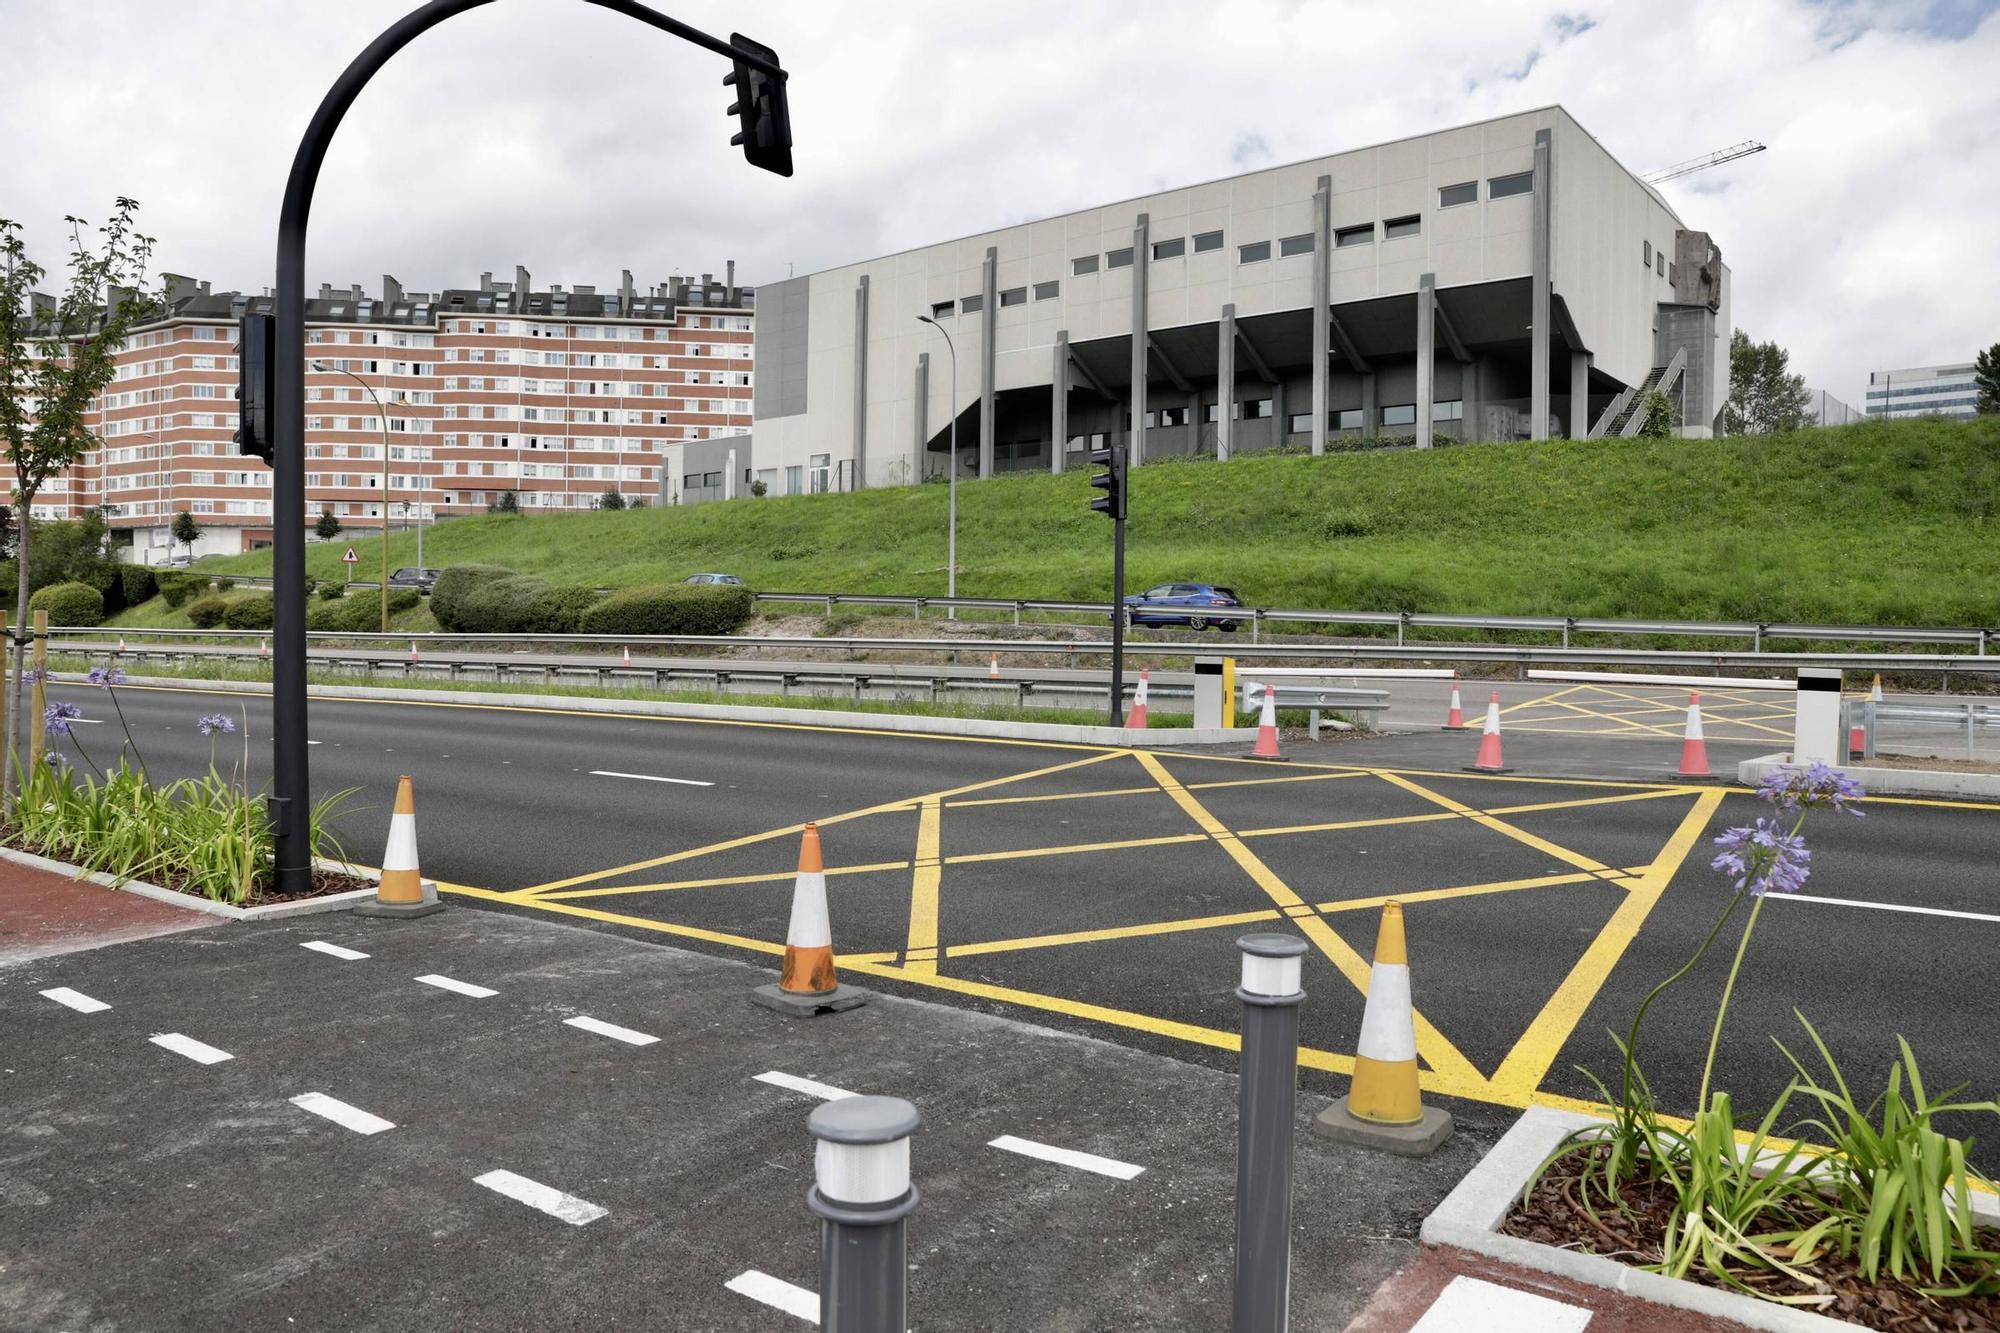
[341,546,358,564]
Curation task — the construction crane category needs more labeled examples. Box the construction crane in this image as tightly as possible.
[1641,140,1767,184]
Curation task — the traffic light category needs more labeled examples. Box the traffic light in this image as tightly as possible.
[723,34,793,178]
[233,311,275,464]
[1088,445,1127,520]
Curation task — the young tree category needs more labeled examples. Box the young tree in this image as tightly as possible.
[489,489,520,514]
[598,488,625,510]
[1635,390,1676,439]
[1721,328,1814,435]
[1975,343,2000,417]
[315,508,342,539]
[2,201,156,794]
[171,510,201,563]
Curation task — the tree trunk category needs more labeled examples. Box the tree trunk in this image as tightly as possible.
[5,509,29,801]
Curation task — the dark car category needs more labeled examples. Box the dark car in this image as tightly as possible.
[1123,582,1244,631]
[387,567,442,593]
[682,572,744,586]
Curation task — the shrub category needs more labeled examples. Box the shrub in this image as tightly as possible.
[389,587,419,615]
[537,584,604,634]
[317,581,346,600]
[222,594,275,630]
[431,564,513,631]
[577,583,753,637]
[80,562,126,615]
[119,564,158,605]
[306,587,420,632]
[455,574,555,633]
[210,577,236,593]
[185,595,230,629]
[157,571,200,607]
[27,580,105,627]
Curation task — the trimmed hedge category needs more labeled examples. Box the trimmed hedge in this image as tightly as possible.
[538,583,605,634]
[306,587,418,632]
[119,564,158,605]
[577,584,753,638]
[157,571,201,607]
[222,594,275,630]
[28,581,105,627]
[185,595,230,629]
[431,564,512,631]
[454,574,552,634]
[317,581,347,600]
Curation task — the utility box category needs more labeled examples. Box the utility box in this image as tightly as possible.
[1194,657,1227,730]
[1793,667,1843,765]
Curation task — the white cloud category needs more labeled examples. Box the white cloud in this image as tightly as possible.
[1,0,1994,403]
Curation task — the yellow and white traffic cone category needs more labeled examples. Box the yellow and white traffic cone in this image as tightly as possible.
[1312,901,1453,1154]
[751,823,868,1015]
[353,775,443,918]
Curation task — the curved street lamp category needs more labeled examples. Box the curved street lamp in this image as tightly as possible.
[309,360,395,632]
[262,0,793,891]
[915,315,958,617]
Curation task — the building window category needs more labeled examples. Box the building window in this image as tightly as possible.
[1033,280,1060,301]
[1489,171,1533,199]
[1278,233,1314,257]
[999,287,1027,307]
[1656,252,1665,277]
[1438,181,1477,208]
[1436,399,1464,421]
[1336,408,1365,430]
[1193,230,1224,254]
[931,300,953,319]
[1383,215,1421,240]
[1382,403,1417,427]
[1105,247,1134,269]
[1286,412,1313,433]
[1238,241,1271,264]
[1643,239,1652,266]
[785,464,802,496]
[1334,223,1374,249]
[1072,254,1099,276]
[1240,398,1272,419]
[1151,237,1185,261]
[960,294,983,314]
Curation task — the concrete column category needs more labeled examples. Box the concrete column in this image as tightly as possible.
[979,246,996,478]
[1570,350,1590,439]
[1271,377,1286,451]
[1310,174,1331,457]
[914,351,929,482]
[852,275,869,488]
[1530,128,1552,441]
[1415,272,1436,450]
[1051,332,1068,475]
[1130,214,1149,466]
[1464,358,1482,443]
[1217,304,1236,462]
[1360,371,1377,436]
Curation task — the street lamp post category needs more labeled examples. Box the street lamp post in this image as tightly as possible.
[311,359,394,631]
[915,315,957,618]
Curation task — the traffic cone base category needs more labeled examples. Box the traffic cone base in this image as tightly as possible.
[354,774,443,918]
[752,823,868,1017]
[1673,692,1715,780]
[1311,901,1453,1157]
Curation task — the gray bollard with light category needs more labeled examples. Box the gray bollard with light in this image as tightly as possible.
[1234,932,1309,1333]
[809,1094,922,1331]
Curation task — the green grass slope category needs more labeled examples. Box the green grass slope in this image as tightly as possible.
[206,417,2000,626]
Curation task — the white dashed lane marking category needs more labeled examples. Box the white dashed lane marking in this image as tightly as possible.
[753,1071,857,1102]
[40,987,110,1013]
[290,1092,396,1135]
[563,1015,658,1046]
[473,1169,607,1226]
[987,1135,1144,1180]
[725,1270,818,1322]
[150,1033,233,1065]
[589,770,715,787]
[300,940,369,961]
[415,974,497,998]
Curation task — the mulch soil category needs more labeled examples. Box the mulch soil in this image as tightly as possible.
[1502,1147,2000,1332]
[4,837,371,908]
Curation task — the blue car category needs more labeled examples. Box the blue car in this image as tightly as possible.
[1123,582,1244,631]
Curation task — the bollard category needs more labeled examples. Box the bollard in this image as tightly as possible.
[1233,933,1308,1333]
[809,1095,921,1332]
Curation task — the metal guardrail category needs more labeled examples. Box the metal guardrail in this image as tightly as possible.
[1850,698,2000,762]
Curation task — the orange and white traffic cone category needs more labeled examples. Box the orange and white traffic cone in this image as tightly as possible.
[1870,673,1883,704]
[1674,692,1714,779]
[1851,673,1883,758]
[259,638,270,659]
[408,641,419,664]
[353,775,442,918]
[621,645,633,668]
[1467,692,1510,773]
[989,654,1001,680]
[751,823,868,1015]
[117,635,128,655]
[1251,682,1284,760]
[1313,901,1452,1153]
[1126,669,1150,730]
[1443,672,1465,731]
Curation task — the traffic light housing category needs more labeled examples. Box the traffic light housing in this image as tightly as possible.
[233,311,275,464]
[1088,445,1127,520]
[723,34,793,178]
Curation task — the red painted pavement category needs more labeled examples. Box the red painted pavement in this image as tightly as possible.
[0,855,214,966]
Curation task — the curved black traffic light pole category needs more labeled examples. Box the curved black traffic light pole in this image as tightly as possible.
[269,0,786,891]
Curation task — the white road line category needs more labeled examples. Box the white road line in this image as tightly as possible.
[1411,1276,1592,1332]
[987,1134,1144,1180]
[725,1270,818,1323]
[1769,893,2000,925]
[301,940,369,961]
[150,1033,233,1065]
[589,770,715,787]
[472,1169,607,1225]
[754,1071,858,1101]
[290,1092,396,1135]
[415,974,498,998]
[564,1015,659,1046]
[39,987,110,1014]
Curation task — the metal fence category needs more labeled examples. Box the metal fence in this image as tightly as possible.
[1852,699,2000,762]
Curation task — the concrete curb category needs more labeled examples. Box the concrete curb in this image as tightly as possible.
[99,672,1254,748]
[1418,1104,1999,1333]
[1739,751,2000,799]
[0,845,380,921]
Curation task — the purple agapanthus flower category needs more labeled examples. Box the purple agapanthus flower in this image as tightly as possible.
[1713,817,1812,896]
[1757,762,1865,816]
[24,665,49,685]
[44,750,69,770]
[43,701,83,737]
[86,665,128,688]
[196,713,237,736]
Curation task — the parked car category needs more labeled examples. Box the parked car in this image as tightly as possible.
[682,572,744,586]
[1123,582,1244,631]
[387,567,442,593]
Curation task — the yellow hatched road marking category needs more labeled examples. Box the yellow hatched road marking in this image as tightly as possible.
[1496,683,1585,717]
[903,798,944,976]
[1376,771,1620,878]
[946,833,1208,865]
[1239,784,1697,839]
[945,908,1286,958]
[539,859,910,901]
[947,769,1370,809]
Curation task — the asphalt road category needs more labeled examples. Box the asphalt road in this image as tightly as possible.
[39,678,2000,1170]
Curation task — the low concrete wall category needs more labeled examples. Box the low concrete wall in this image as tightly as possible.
[1739,751,2000,799]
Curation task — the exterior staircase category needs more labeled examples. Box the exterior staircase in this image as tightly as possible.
[1592,346,1687,437]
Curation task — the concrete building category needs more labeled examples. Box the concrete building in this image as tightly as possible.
[1864,363,1980,422]
[27,268,753,562]
[748,105,1730,497]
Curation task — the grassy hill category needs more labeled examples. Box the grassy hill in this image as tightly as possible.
[202,417,2000,627]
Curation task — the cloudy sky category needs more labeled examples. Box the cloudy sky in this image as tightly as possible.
[3,0,1995,403]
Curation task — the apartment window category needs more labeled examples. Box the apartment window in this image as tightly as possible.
[1033,280,1060,301]
[1192,229,1224,254]
[960,294,983,314]
[1383,215,1421,241]
[1382,403,1417,427]
[1438,181,1478,208]
[999,287,1027,308]
[1238,241,1271,264]
[1489,171,1533,198]
[1335,223,1374,249]
[1278,233,1314,257]
[930,300,953,319]
[1643,239,1652,266]
[1105,247,1134,269]
[1151,237,1185,261]
[1071,254,1099,276]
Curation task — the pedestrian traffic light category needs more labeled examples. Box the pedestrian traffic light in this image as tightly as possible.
[723,34,793,178]
[233,312,275,464]
[1088,445,1126,520]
